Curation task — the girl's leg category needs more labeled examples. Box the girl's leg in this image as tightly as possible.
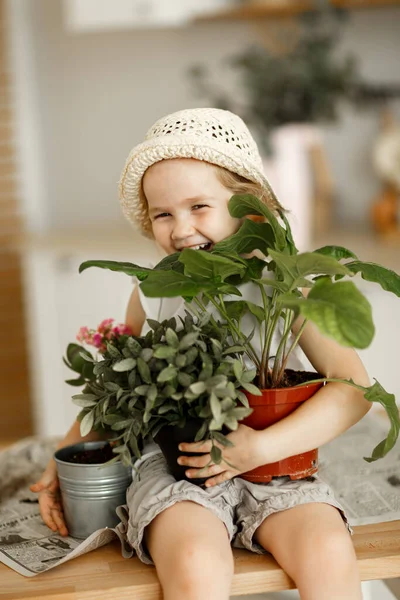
[254,502,361,600]
[145,500,234,600]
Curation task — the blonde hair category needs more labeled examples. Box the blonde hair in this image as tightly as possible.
[138,162,285,238]
[213,165,285,216]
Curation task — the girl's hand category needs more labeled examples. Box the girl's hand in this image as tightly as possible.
[177,424,267,488]
[30,461,69,536]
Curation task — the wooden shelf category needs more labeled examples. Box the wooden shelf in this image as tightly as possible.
[195,0,400,22]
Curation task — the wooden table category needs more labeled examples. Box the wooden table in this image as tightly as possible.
[2,520,400,599]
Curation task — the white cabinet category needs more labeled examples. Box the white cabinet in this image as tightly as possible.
[23,238,160,438]
[63,0,232,32]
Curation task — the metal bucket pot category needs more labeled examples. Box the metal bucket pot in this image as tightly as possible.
[54,441,132,539]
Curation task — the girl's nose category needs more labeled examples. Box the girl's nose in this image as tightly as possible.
[171,218,195,241]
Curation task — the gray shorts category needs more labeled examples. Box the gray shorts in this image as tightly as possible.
[125,452,351,565]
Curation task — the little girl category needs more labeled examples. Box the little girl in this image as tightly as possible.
[32,108,371,600]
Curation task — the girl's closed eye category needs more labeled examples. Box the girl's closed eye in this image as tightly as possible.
[153,212,171,220]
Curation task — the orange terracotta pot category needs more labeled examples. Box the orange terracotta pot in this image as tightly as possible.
[240,381,323,483]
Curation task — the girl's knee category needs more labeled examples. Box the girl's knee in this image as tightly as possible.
[159,541,234,599]
[144,501,234,598]
[168,540,234,578]
[296,527,356,577]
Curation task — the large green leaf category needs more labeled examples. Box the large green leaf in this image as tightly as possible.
[268,249,350,290]
[227,194,287,251]
[314,245,358,261]
[279,278,375,348]
[179,248,246,282]
[256,277,294,292]
[224,301,248,322]
[345,261,400,298]
[79,259,152,281]
[224,300,265,323]
[153,252,183,272]
[213,219,276,257]
[243,256,267,281]
[363,379,399,461]
[208,282,242,297]
[279,210,298,255]
[140,270,211,298]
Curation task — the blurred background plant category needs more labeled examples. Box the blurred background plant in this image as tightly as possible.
[188,8,400,152]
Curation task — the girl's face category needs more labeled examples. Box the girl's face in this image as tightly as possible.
[143,158,242,255]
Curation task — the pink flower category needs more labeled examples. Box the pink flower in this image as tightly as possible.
[75,318,132,356]
[114,324,132,336]
[98,318,114,334]
[76,326,90,343]
[92,332,103,349]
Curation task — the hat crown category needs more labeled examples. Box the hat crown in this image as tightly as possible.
[119,107,279,238]
[144,107,263,169]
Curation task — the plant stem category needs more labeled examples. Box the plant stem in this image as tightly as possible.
[208,295,261,370]
[271,309,293,385]
[192,296,220,332]
[258,283,273,388]
[294,376,366,393]
[218,295,261,370]
[277,318,308,382]
[262,290,282,386]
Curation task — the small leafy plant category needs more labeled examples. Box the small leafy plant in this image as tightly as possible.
[64,313,256,466]
[79,194,400,463]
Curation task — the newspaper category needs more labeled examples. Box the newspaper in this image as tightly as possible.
[318,412,400,526]
[0,498,132,577]
[1,413,400,577]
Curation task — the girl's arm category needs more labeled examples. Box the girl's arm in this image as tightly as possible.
[125,285,146,335]
[256,315,372,463]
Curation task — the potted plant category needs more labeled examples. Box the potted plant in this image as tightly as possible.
[64,314,257,486]
[79,194,400,482]
[54,320,135,538]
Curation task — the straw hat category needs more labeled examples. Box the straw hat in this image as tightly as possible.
[119,107,278,236]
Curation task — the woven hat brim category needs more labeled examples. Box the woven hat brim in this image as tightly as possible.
[119,134,278,229]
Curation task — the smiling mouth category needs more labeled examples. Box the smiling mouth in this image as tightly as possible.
[180,242,213,251]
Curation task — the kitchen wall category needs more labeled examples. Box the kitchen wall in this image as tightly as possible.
[10,0,400,234]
